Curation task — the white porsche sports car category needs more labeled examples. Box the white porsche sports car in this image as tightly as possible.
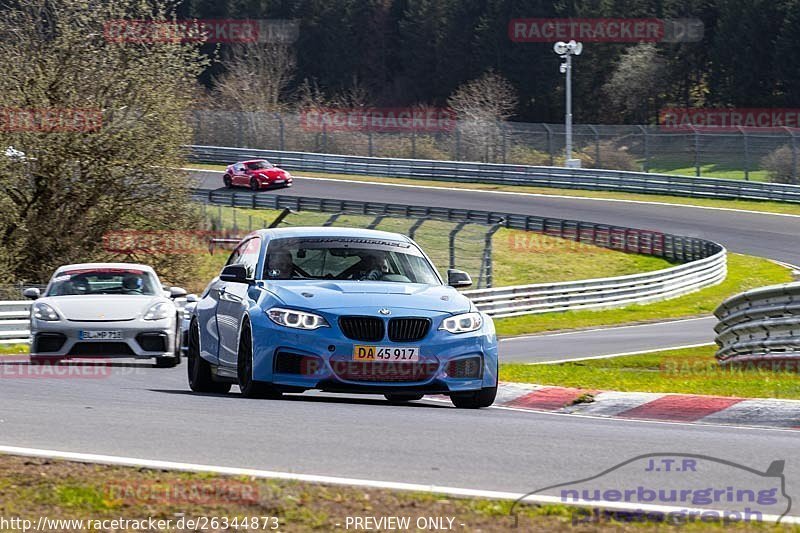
[25,263,186,367]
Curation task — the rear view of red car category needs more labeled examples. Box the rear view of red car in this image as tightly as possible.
[223,159,294,191]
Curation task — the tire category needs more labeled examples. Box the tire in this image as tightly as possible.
[187,319,231,394]
[384,393,424,403]
[237,320,281,399]
[223,174,232,188]
[450,386,497,409]
[155,356,178,368]
[249,178,259,191]
[29,355,64,365]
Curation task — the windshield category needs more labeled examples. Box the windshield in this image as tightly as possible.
[246,160,272,170]
[45,268,159,296]
[264,237,440,285]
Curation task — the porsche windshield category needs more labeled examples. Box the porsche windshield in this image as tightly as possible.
[45,268,160,296]
[264,238,441,284]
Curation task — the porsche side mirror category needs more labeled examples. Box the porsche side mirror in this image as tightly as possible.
[447,269,473,288]
[169,286,187,298]
[23,287,40,300]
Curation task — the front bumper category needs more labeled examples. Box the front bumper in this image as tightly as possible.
[30,318,176,360]
[249,315,498,394]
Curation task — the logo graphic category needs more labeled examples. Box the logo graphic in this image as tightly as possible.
[510,453,791,527]
[379,309,391,316]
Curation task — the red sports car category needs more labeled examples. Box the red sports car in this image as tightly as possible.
[223,159,294,191]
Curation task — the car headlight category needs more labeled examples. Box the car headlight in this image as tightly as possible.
[143,302,171,321]
[267,307,329,330]
[440,312,483,334]
[32,302,60,321]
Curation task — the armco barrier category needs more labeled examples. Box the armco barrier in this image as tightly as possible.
[193,189,727,318]
[188,145,800,204]
[0,301,31,345]
[714,282,800,366]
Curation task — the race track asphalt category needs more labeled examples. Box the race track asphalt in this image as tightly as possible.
[0,360,798,516]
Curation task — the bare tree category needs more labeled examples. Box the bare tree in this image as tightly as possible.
[213,44,296,112]
[447,71,518,162]
[602,43,667,123]
[0,0,206,285]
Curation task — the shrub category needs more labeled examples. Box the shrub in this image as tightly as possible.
[761,145,798,184]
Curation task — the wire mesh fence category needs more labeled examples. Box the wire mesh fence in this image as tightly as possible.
[190,111,800,182]
[200,203,496,289]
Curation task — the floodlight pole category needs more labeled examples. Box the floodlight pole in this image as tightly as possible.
[554,40,582,167]
[565,51,573,163]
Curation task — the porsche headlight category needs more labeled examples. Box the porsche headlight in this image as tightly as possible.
[267,307,329,330]
[143,302,171,321]
[440,312,483,334]
[32,302,60,321]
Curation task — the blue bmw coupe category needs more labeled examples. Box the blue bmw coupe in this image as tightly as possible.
[187,227,498,408]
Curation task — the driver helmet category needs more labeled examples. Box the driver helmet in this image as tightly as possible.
[122,275,143,291]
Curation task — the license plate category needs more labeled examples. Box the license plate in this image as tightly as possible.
[353,345,419,362]
[274,179,285,184]
[79,330,122,340]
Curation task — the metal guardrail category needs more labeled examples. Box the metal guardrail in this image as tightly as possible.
[0,301,31,345]
[193,189,727,318]
[188,145,800,204]
[714,282,800,366]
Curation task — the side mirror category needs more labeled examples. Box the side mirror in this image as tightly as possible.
[23,287,40,300]
[169,286,187,298]
[185,293,199,303]
[220,264,251,283]
[447,269,473,288]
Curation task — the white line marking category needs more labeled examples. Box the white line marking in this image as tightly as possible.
[499,316,715,342]
[479,401,800,434]
[0,445,795,523]
[181,167,800,219]
[525,343,716,365]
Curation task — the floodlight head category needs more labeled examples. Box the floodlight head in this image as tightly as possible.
[559,63,567,74]
[573,42,583,55]
[553,41,568,55]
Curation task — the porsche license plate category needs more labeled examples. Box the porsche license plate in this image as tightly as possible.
[79,330,122,340]
[353,345,419,362]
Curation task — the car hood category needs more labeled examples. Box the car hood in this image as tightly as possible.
[253,168,289,179]
[41,295,168,321]
[261,282,471,314]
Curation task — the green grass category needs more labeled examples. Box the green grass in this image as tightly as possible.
[649,162,770,182]
[186,163,800,216]
[0,455,787,531]
[500,345,800,400]
[494,253,792,337]
[0,344,27,355]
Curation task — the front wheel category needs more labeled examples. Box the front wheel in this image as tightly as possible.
[223,174,232,188]
[237,321,281,399]
[249,178,260,191]
[451,386,497,409]
[187,319,231,394]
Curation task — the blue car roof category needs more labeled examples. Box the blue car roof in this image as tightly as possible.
[249,226,413,243]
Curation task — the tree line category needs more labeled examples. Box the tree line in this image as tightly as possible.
[180,0,800,124]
